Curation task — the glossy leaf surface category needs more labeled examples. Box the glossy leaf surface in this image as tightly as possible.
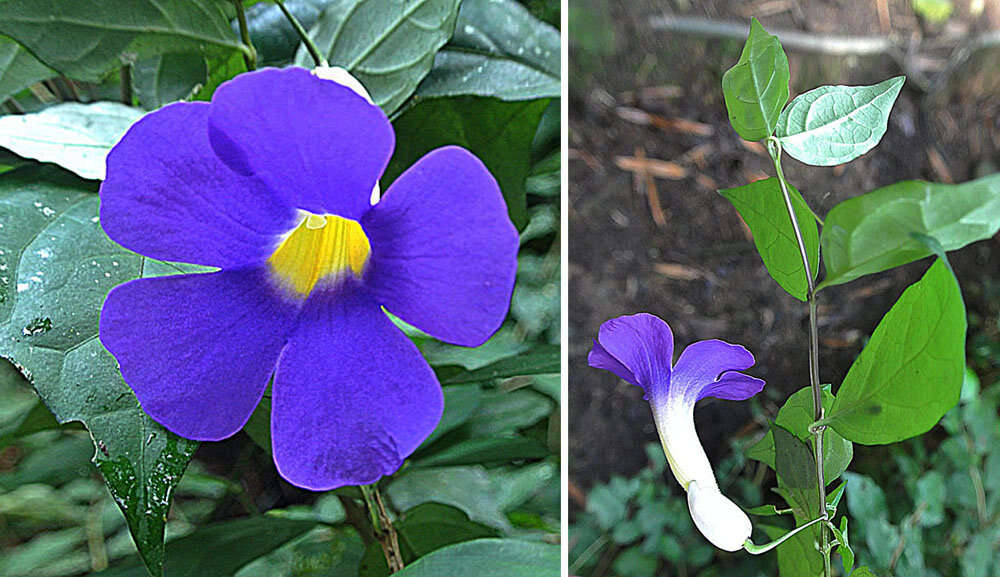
[0,166,199,576]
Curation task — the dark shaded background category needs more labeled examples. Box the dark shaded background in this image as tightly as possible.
[569,0,1000,500]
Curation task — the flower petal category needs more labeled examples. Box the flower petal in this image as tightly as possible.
[697,371,766,402]
[208,67,394,221]
[361,147,518,347]
[671,339,763,401]
[587,313,674,395]
[99,268,298,440]
[271,279,443,490]
[100,102,298,268]
[687,480,753,551]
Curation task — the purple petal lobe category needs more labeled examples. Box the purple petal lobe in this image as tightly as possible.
[99,268,298,441]
[100,102,298,268]
[362,146,518,347]
[671,339,763,401]
[587,313,674,395]
[208,67,394,220]
[271,279,443,490]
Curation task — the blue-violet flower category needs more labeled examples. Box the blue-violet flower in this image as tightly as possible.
[98,67,518,490]
[588,313,765,551]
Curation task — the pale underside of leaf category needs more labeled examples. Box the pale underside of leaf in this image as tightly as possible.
[776,76,904,166]
[0,102,144,180]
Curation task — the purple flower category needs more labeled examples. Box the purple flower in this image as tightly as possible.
[588,313,765,551]
[97,67,518,490]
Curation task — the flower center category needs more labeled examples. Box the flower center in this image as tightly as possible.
[268,211,371,296]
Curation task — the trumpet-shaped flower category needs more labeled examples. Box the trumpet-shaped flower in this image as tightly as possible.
[98,67,518,490]
[588,313,765,551]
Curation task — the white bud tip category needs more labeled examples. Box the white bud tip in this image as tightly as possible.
[312,66,374,104]
[687,480,753,552]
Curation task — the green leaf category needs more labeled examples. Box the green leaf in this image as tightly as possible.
[775,76,905,166]
[852,568,878,577]
[721,18,789,142]
[720,178,819,301]
[416,0,559,101]
[777,386,853,484]
[841,472,888,525]
[0,165,199,577]
[193,51,248,102]
[385,96,548,230]
[819,174,1000,289]
[440,344,558,384]
[296,0,462,114]
[0,35,53,103]
[827,258,966,444]
[132,52,208,109]
[0,0,244,83]
[245,0,329,65]
[762,523,823,577]
[586,483,627,530]
[93,517,317,577]
[611,547,659,577]
[386,466,511,530]
[745,504,788,516]
[398,503,500,555]
[826,479,847,513]
[746,386,853,484]
[913,0,954,23]
[414,435,548,467]
[458,388,553,435]
[772,424,814,490]
[0,396,60,448]
[235,526,364,577]
[392,539,559,577]
[423,384,483,446]
[829,516,855,573]
[0,102,144,180]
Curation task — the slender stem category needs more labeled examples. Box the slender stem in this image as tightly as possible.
[361,483,404,572]
[743,516,827,555]
[232,0,257,71]
[274,0,328,67]
[767,137,830,577]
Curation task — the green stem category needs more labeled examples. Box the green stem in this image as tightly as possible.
[273,0,328,67]
[767,137,831,577]
[232,0,257,71]
[743,516,827,555]
[361,483,404,573]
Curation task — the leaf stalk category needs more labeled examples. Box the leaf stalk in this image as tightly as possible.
[232,0,258,71]
[273,0,328,67]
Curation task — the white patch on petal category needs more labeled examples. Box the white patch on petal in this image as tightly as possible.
[312,66,373,104]
[687,480,753,551]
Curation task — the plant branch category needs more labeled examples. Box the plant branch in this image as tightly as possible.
[274,0,328,67]
[361,483,404,573]
[232,0,257,71]
[767,136,830,577]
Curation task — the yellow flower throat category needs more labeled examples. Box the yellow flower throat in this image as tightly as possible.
[268,212,371,296]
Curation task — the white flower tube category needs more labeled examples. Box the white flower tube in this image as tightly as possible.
[589,313,765,552]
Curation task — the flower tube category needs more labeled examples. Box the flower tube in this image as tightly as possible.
[588,313,765,551]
